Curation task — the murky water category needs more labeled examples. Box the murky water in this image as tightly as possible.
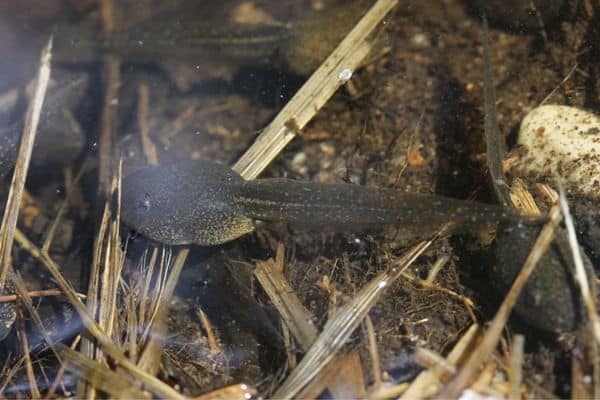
[0,0,598,398]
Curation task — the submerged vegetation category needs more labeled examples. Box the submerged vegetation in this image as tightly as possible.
[0,0,598,398]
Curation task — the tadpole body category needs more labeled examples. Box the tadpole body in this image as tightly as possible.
[120,159,534,246]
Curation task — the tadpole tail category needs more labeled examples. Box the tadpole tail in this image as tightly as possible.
[236,178,542,234]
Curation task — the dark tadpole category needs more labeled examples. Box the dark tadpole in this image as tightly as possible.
[120,159,541,247]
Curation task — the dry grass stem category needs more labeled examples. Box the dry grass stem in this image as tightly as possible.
[98,55,120,196]
[45,335,81,400]
[13,228,187,400]
[559,189,600,343]
[540,62,579,105]
[138,84,158,165]
[79,202,109,387]
[254,244,318,350]
[233,0,398,179]
[437,205,562,398]
[97,0,119,196]
[558,188,600,398]
[198,308,219,353]
[58,344,150,399]
[0,38,52,290]
[508,178,542,215]
[137,247,158,330]
[0,288,85,303]
[425,254,450,282]
[298,351,367,399]
[414,347,457,376]
[401,324,479,399]
[371,383,410,399]
[15,307,40,399]
[136,247,189,372]
[365,315,382,388]
[0,357,25,394]
[571,352,593,399]
[508,334,524,400]
[254,244,365,398]
[92,168,125,362]
[77,201,110,398]
[274,239,431,399]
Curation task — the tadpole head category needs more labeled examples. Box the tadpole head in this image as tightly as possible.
[121,162,188,245]
[120,159,254,246]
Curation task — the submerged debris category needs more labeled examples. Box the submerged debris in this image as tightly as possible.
[0,0,597,398]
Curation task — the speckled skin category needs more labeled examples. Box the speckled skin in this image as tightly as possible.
[0,124,20,180]
[0,281,16,341]
[121,160,254,245]
[121,159,532,246]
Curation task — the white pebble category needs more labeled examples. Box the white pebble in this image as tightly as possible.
[409,32,430,48]
[515,105,600,199]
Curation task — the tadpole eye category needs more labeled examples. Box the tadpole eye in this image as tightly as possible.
[136,194,151,212]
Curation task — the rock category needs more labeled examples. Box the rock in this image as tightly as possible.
[515,105,600,200]
[493,223,589,332]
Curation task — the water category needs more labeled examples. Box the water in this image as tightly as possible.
[0,0,597,398]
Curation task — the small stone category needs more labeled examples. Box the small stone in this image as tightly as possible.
[515,105,600,199]
[409,32,430,48]
[291,152,306,167]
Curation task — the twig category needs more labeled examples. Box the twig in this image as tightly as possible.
[97,0,120,197]
[0,356,25,394]
[233,0,398,179]
[413,347,457,376]
[254,244,318,350]
[401,324,480,399]
[0,288,86,303]
[436,205,562,398]
[0,38,52,290]
[138,84,158,165]
[540,63,578,106]
[57,344,150,399]
[509,334,524,400]
[559,189,600,343]
[254,244,364,399]
[365,315,382,388]
[274,239,431,399]
[559,188,600,398]
[16,307,40,399]
[197,308,219,353]
[97,164,124,340]
[44,335,81,400]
